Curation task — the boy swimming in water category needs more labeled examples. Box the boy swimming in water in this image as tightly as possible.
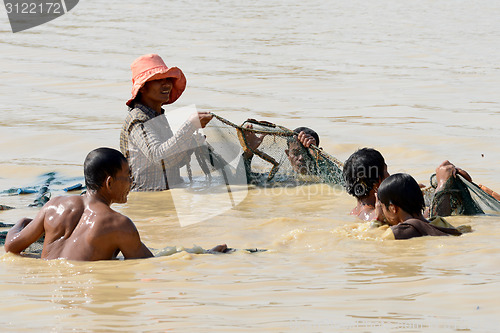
[377,173,461,240]
[4,148,226,260]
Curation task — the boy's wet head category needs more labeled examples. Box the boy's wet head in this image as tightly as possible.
[84,148,129,191]
[343,148,388,198]
[378,173,425,216]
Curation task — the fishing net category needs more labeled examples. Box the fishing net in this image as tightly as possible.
[427,174,500,218]
[0,172,85,209]
[180,113,345,188]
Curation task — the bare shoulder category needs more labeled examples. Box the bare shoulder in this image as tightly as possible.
[102,210,138,233]
[42,195,85,218]
[45,195,85,209]
[115,213,136,228]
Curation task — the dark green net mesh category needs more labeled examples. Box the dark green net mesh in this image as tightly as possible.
[428,174,500,218]
[191,114,345,187]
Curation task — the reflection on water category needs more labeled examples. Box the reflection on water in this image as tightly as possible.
[1,0,500,331]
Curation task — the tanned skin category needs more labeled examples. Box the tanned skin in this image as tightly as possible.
[5,161,154,261]
[351,160,473,221]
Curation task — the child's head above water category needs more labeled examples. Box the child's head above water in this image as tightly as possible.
[377,173,425,217]
[343,148,389,199]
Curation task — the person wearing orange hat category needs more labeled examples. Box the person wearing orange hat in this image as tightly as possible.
[120,54,213,191]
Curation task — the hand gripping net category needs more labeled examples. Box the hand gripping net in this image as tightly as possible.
[182,114,345,187]
[427,174,500,218]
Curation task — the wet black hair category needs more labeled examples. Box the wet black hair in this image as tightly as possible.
[343,148,386,198]
[293,127,320,146]
[84,147,128,191]
[378,173,425,216]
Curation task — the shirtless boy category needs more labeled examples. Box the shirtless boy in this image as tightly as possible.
[4,148,226,260]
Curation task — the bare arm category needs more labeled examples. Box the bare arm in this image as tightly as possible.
[240,123,267,159]
[433,161,456,216]
[435,160,472,191]
[5,211,45,254]
[116,218,154,259]
[121,241,153,259]
[190,112,213,129]
[433,160,474,217]
[456,167,472,183]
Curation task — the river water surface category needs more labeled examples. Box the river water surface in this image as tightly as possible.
[1,0,500,331]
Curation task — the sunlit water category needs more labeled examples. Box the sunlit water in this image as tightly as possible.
[1,0,500,331]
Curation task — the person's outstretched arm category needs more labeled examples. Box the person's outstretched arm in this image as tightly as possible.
[4,213,45,254]
[115,217,154,259]
[129,112,212,169]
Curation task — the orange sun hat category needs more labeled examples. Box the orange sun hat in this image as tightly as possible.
[126,54,187,107]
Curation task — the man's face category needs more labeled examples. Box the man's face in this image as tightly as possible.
[113,161,132,204]
[286,142,311,175]
[140,78,173,105]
